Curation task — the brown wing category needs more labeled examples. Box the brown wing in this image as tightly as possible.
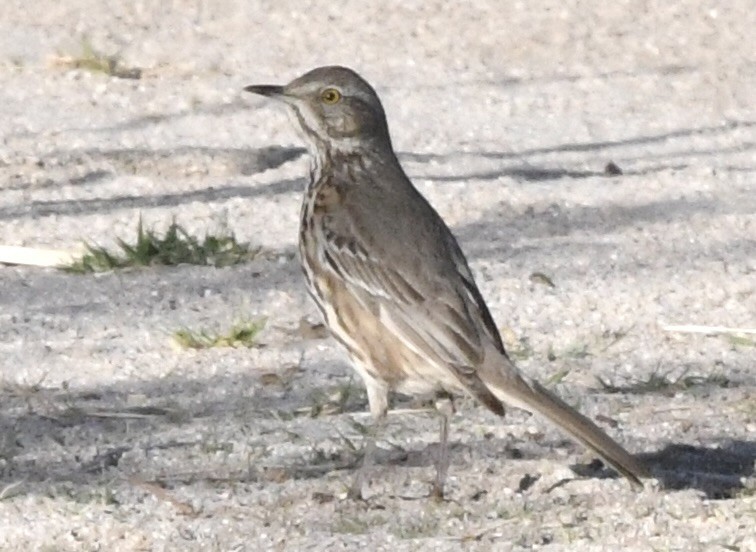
[313,183,506,414]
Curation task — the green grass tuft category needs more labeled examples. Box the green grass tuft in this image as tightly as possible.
[173,319,266,350]
[64,217,261,273]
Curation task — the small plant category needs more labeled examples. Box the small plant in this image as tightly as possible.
[598,369,735,395]
[173,319,266,349]
[331,514,384,535]
[55,37,142,79]
[499,327,533,360]
[544,368,571,386]
[563,343,591,359]
[301,380,365,418]
[64,217,260,273]
[727,334,755,348]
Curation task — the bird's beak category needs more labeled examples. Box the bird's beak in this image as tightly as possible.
[243,84,285,99]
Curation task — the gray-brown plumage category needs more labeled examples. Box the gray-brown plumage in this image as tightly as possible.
[244,66,649,498]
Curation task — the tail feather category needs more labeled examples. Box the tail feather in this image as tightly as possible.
[483,364,649,487]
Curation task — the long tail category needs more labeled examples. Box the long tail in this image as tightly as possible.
[482,360,650,487]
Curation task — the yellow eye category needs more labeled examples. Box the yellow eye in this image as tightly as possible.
[320,88,342,104]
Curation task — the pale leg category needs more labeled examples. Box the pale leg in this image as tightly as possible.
[347,412,386,499]
[348,378,389,500]
[432,396,455,499]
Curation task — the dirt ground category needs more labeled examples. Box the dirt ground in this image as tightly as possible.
[0,1,754,550]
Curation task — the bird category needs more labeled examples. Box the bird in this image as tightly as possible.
[244,66,649,499]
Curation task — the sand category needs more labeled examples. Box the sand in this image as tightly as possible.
[0,1,754,550]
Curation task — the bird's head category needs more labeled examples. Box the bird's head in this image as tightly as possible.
[244,66,391,152]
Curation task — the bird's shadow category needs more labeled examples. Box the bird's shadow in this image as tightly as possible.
[638,441,755,499]
[565,441,755,499]
[287,396,756,500]
[364,433,756,500]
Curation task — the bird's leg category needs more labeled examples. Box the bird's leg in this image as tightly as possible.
[348,379,389,500]
[347,414,385,500]
[432,394,455,499]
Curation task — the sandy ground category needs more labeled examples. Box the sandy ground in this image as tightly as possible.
[1,1,755,550]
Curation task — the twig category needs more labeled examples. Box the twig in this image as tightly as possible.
[350,407,435,419]
[660,324,756,335]
[0,480,25,501]
[0,245,77,267]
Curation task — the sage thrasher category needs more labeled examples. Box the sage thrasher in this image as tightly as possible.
[244,66,649,498]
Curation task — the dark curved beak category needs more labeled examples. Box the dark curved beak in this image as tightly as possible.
[243,84,285,97]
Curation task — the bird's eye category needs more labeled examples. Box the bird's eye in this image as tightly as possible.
[320,88,342,104]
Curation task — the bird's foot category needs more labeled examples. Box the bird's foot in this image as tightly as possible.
[430,481,446,501]
[346,482,366,501]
